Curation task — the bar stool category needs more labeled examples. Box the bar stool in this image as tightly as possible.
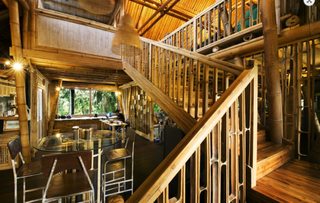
[7,136,43,203]
[41,151,95,203]
[102,127,136,202]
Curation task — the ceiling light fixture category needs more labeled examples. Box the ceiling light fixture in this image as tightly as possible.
[13,62,22,71]
[111,0,142,57]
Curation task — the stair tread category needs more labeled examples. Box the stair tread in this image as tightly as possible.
[257,141,274,150]
[251,159,320,203]
[257,142,292,162]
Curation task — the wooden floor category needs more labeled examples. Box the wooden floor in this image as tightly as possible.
[249,159,320,203]
[0,134,164,203]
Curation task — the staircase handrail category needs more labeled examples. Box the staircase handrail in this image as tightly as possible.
[141,37,243,75]
[126,65,258,202]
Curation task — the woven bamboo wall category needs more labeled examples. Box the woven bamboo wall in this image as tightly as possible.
[36,15,120,59]
[122,85,154,141]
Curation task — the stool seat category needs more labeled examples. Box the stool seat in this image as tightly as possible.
[46,170,96,198]
[104,148,131,161]
[17,161,42,177]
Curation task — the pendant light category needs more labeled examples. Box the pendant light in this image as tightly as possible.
[77,0,115,15]
[111,0,142,56]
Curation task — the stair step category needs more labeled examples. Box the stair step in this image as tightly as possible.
[257,142,294,180]
[248,159,320,203]
[257,141,274,150]
[257,130,266,144]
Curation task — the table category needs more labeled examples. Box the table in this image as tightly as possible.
[100,120,126,141]
[33,130,123,202]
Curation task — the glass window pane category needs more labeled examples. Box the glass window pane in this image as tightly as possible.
[58,89,70,115]
[74,89,90,115]
[91,91,117,114]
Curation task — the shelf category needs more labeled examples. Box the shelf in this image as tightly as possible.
[0,130,19,136]
[0,116,19,121]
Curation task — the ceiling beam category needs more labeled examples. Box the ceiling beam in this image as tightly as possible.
[62,82,117,90]
[36,65,128,76]
[140,0,179,36]
[22,49,123,69]
[129,0,191,21]
[42,74,131,84]
[140,0,195,18]
[137,0,175,32]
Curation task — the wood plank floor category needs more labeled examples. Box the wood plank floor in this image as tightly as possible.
[0,134,164,203]
[249,159,320,203]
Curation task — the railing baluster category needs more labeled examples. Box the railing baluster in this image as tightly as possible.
[177,55,182,106]
[182,56,187,110]
[188,58,194,115]
[195,61,200,120]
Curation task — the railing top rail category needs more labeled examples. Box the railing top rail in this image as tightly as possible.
[160,0,225,42]
[126,65,257,203]
[140,37,243,75]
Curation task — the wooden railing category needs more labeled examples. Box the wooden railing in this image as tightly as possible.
[123,38,243,120]
[126,66,258,203]
[160,0,261,53]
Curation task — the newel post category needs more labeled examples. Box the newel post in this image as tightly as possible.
[262,0,283,143]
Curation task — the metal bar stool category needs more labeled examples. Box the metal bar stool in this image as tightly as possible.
[7,136,43,203]
[41,151,95,203]
[102,127,136,202]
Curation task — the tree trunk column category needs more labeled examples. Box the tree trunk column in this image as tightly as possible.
[8,0,32,162]
[262,0,283,143]
[47,80,62,136]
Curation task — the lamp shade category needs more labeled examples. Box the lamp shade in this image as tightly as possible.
[111,14,142,57]
[77,0,115,15]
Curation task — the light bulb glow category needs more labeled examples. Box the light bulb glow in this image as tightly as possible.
[5,61,10,65]
[56,87,61,91]
[13,63,22,71]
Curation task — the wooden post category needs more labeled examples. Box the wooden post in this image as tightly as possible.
[22,10,28,49]
[28,0,36,49]
[47,79,62,136]
[30,66,37,156]
[8,0,31,162]
[149,98,154,141]
[262,0,283,143]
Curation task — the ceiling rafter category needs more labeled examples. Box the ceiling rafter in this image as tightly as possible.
[139,0,180,36]
[129,0,191,21]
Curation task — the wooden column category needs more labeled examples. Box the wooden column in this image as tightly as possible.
[262,0,283,143]
[8,0,31,162]
[47,79,62,136]
[149,98,154,141]
[28,0,36,49]
[30,67,37,156]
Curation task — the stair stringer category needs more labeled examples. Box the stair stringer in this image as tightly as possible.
[123,61,197,134]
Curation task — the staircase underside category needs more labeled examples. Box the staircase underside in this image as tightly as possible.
[248,159,320,203]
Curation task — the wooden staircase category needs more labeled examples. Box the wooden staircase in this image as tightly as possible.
[248,128,320,202]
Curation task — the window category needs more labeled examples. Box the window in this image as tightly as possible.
[91,91,117,114]
[58,89,117,116]
[74,89,90,115]
[58,89,70,115]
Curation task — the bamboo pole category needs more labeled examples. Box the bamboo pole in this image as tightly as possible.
[8,0,31,162]
[22,10,28,49]
[30,68,37,156]
[28,0,36,49]
[211,20,320,59]
[47,79,62,136]
[262,0,283,143]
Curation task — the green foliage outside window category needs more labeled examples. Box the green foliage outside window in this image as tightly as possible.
[58,89,117,115]
[74,89,90,115]
[154,103,162,113]
[58,89,70,115]
[91,91,117,114]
